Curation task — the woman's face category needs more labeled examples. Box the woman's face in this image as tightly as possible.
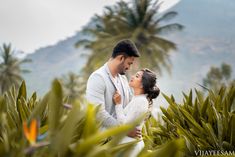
[129,71,143,88]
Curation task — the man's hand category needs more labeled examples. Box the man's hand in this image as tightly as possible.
[127,128,142,138]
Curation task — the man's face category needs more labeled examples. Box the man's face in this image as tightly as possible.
[117,56,135,75]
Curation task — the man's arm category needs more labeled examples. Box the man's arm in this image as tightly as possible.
[86,73,119,128]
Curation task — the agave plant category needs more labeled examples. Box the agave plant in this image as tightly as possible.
[0,80,187,157]
[4,80,233,157]
[147,85,235,156]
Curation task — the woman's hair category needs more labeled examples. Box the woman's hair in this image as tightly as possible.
[141,68,160,107]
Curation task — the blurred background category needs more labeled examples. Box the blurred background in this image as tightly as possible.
[1,1,235,156]
[1,0,235,116]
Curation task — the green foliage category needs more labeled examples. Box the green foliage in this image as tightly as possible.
[0,80,186,157]
[2,80,234,157]
[76,0,183,79]
[151,86,235,156]
[140,138,185,157]
[2,66,234,157]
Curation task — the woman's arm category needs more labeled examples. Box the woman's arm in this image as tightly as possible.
[113,93,148,124]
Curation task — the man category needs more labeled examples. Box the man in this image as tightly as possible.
[86,39,141,138]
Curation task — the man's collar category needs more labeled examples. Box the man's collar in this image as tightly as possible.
[105,62,119,79]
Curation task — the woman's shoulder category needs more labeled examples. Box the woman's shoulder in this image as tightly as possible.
[132,95,149,108]
[133,94,148,100]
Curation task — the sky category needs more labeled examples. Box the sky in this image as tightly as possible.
[0,0,180,54]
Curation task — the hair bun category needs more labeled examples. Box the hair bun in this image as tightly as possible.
[141,68,160,103]
[147,85,160,100]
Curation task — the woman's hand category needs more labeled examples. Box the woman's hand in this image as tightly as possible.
[113,91,121,105]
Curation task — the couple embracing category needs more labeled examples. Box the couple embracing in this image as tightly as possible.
[86,39,160,157]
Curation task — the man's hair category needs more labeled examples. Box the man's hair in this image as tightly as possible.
[112,39,140,58]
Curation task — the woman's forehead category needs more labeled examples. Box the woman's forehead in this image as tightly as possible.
[136,71,143,76]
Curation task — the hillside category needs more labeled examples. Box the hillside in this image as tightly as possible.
[22,0,235,102]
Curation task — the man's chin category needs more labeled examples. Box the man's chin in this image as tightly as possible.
[119,72,126,75]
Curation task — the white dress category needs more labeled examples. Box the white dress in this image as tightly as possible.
[115,94,149,157]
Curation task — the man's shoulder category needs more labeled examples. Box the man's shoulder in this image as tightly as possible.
[89,65,107,80]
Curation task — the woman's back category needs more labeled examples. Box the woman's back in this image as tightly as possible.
[115,94,149,157]
[115,94,149,140]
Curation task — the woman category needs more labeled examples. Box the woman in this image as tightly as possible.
[113,68,160,157]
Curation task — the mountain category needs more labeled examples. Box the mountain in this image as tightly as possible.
[157,0,235,103]
[22,0,235,104]
[22,32,89,96]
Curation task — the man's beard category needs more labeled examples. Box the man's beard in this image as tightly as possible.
[119,71,126,75]
[118,62,126,75]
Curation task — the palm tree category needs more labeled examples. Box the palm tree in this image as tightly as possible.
[76,0,183,78]
[202,63,235,92]
[60,72,86,102]
[0,43,30,94]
